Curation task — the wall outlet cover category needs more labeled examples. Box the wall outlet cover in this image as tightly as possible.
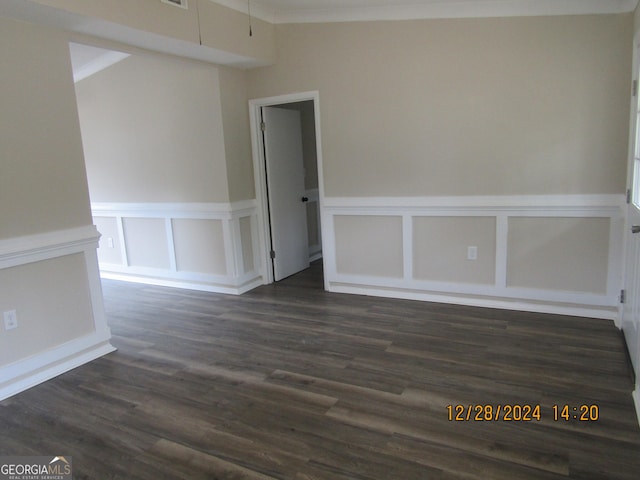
[3,310,18,330]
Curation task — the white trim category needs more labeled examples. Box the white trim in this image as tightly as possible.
[92,201,262,295]
[330,284,618,321]
[0,332,115,401]
[212,0,638,24]
[331,273,616,308]
[323,194,625,212]
[99,271,262,295]
[92,200,256,219]
[0,226,115,401]
[0,225,100,269]
[323,194,625,320]
[249,91,326,286]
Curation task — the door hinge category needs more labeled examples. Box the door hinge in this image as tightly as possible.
[270,250,276,259]
[620,289,626,304]
[634,80,638,97]
[261,121,266,132]
[627,189,632,204]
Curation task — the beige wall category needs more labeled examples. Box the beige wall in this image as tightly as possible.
[75,53,230,203]
[335,216,403,277]
[507,217,610,294]
[0,17,103,369]
[94,216,124,265]
[218,65,255,202]
[248,14,632,198]
[173,219,227,275]
[0,254,95,366]
[0,17,92,239]
[239,216,254,273]
[122,218,170,269]
[413,217,496,285]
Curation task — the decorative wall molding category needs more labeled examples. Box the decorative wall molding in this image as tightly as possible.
[0,225,115,401]
[0,332,115,401]
[91,199,257,219]
[91,201,262,294]
[322,194,626,320]
[0,225,100,269]
[323,194,625,215]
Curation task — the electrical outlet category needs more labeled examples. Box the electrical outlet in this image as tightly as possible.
[3,310,17,330]
[467,246,478,261]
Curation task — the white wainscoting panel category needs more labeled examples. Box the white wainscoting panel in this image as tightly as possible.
[322,195,625,320]
[91,201,262,294]
[0,225,115,401]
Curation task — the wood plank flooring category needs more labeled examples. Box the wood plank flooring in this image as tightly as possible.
[1,262,640,479]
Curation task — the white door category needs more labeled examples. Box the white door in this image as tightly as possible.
[263,106,310,281]
[622,53,640,409]
[622,207,640,374]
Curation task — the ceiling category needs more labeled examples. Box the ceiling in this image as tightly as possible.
[220,0,639,23]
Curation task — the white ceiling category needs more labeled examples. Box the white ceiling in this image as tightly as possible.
[218,0,639,23]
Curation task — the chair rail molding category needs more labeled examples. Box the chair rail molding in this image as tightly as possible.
[91,201,262,295]
[322,194,626,320]
[0,224,115,401]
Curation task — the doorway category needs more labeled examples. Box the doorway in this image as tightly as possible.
[622,34,640,424]
[249,92,326,286]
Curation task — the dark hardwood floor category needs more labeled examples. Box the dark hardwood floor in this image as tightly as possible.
[2,261,640,479]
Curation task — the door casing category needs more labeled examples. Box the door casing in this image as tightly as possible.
[621,30,640,426]
[249,91,327,286]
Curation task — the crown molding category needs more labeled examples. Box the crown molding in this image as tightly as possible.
[211,0,639,24]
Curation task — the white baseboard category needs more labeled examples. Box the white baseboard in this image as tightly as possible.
[0,332,116,401]
[92,201,263,296]
[322,194,625,321]
[328,283,618,320]
[100,270,263,295]
[0,226,114,401]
